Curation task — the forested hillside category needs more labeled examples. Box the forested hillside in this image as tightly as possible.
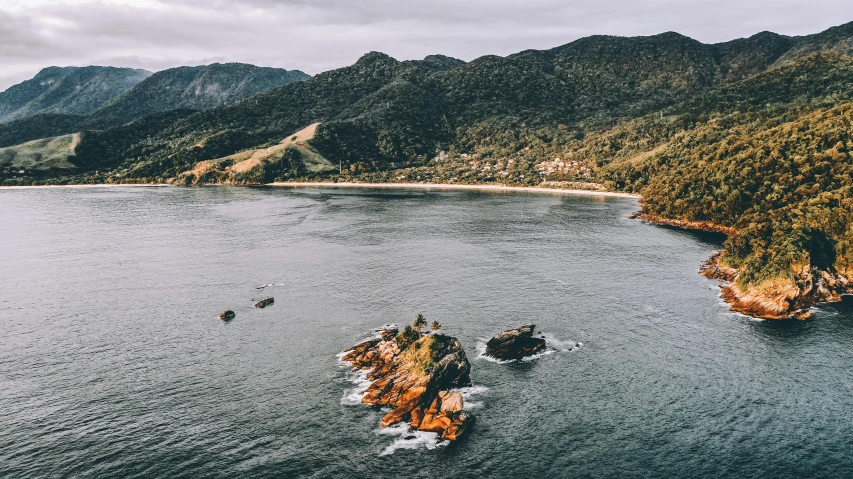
[596,54,853,318]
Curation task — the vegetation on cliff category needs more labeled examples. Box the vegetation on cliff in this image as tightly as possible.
[596,54,853,316]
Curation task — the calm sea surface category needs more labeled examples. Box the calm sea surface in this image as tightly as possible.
[1,186,851,478]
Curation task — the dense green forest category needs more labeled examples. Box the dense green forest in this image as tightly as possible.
[3,21,853,317]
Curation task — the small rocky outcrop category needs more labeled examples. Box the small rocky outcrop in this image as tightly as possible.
[340,321,474,441]
[485,324,546,360]
[220,310,235,320]
[254,297,274,308]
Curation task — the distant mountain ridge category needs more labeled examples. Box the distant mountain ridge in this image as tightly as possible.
[0,63,310,147]
[91,63,310,127]
[0,66,151,122]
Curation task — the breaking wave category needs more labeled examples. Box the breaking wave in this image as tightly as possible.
[377,423,448,456]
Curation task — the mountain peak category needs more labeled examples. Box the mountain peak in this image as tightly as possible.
[0,66,151,122]
[418,54,465,71]
[89,63,309,127]
[34,66,70,76]
[355,51,399,67]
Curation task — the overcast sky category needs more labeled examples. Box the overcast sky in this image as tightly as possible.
[1,0,852,90]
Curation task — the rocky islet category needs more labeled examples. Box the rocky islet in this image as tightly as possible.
[340,322,474,442]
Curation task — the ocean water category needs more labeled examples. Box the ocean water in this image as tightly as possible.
[1,186,851,478]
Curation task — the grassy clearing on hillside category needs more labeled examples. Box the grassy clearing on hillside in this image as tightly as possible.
[0,133,79,171]
[174,123,335,184]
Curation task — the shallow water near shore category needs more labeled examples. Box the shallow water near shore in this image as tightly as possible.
[1,186,852,478]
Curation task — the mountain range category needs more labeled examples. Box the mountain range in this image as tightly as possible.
[0,66,151,122]
[0,63,309,146]
[2,21,853,320]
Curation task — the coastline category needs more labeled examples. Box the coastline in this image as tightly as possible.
[0,183,171,190]
[267,181,640,198]
[629,212,736,236]
[630,213,821,320]
[0,181,639,198]
[11,179,837,320]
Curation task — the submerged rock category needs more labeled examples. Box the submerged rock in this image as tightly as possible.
[340,325,474,441]
[254,297,274,308]
[485,324,546,360]
[220,310,235,320]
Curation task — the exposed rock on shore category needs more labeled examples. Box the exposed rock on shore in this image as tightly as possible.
[340,321,474,441]
[630,212,736,235]
[485,324,547,360]
[701,252,851,320]
[632,212,852,320]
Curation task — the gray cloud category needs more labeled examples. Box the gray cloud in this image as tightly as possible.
[1,0,852,90]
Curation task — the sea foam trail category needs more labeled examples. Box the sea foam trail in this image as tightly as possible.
[255,283,286,289]
[451,385,489,409]
[336,326,397,405]
[339,367,372,405]
[377,423,448,456]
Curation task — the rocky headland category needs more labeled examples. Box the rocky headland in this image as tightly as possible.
[701,252,851,320]
[340,322,474,441]
[635,213,850,320]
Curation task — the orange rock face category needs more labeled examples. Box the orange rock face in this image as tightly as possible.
[631,212,852,320]
[409,393,470,440]
[701,252,851,319]
[341,327,474,441]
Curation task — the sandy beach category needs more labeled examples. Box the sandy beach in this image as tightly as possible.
[268,182,639,198]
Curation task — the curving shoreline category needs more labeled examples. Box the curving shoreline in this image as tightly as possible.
[8,180,841,320]
[268,181,640,198]
[629,212,736,236]
[0,181,640,198]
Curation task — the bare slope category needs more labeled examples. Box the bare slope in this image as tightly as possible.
[0,134,79,172]
[175,123,335,184]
